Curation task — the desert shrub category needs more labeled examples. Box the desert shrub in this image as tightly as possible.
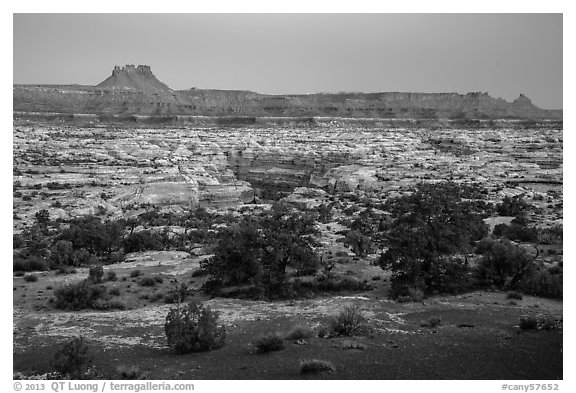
[123,230,164,253]
[254,333,285,354]
[104,251,125,264]
[521,267,562,299]
[13,234,25,249]
[344,230,374,257]
[311,276,372,292]
[538,225,563,245]
[519,316,538,330]
[23,274,38,282]
[163,283,191,304]
[300,359,336,374]
[88,265,104,283]
[154,275,164,283]
[92,298,127,311]
[285,326,314,340]
[507,291,523,300]
[149,292,164,302]
[396,287,425,303]
[53,336,92,379]
[138,276,157,287]
[494,223,539,243]
[427,317,442,328]
[538,316,560,331]
[130,269,143,278]
[497,196,531,216]
[475,239,534,289]
[341,340,366,350]
[317,326,329,338]
[13,255,49,272]
[105,271,117,281]
[329,305,368,336]
[108,287,121,296]
[335,251,348,257]
[53,280,109,310]
[116,365,148,380]
[164,302,225,354]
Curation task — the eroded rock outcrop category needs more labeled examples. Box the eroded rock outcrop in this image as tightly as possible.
[13,65,562,120]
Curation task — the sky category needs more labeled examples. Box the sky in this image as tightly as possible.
[13,13,563,109]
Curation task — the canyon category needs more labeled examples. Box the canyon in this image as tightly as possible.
[12,65,563,380]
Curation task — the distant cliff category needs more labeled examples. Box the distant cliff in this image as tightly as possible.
[13,65,562,120]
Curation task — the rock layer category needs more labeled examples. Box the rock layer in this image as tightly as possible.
[13,65,562,120]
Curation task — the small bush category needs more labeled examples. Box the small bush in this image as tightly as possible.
[300,359,336,374]
[53,336,92,379]
[285,326,314,341]
[507,291,523,300]
[254,333,285,354]
[519,316,538,330]
[117,365,148,380]
[88,265,104,283]
[341,340,366,350]
[130,270,143,278]
[428,317,442,328]
[108,287,121,296]
[397,287,425,303]
[53,280,108,311]
[138,276,157,287]
[154,275,164,283]
[165,302,226,354]
[538,316,560,331]
[23,274,38,282]
[329,305,368,336]
[105,271,117,281]
[317,325,329,338]
[13,255,49,272]
[149,292,164,302]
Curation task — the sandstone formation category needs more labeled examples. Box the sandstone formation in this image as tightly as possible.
[13,120,562,231]
[13,65,562,120]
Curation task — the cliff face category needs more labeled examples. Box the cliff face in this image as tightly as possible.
[13,65,562,120]
[97,65,173,95]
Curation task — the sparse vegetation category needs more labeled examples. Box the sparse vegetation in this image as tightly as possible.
[519,316,538,330]
[300,359,336,374]
[427,317,442,328]
[130,269,143,278]
[23,274,38,282]
[138,276,158,287]
[254,333,285,353]
[507,291,523,300]
[285,325,314,340]
[164,301,225,354]
[329,305,368,336]
[116,365,148,380]
[53,336,93,379]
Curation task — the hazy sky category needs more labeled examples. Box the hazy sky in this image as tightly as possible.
[13,13,562,109]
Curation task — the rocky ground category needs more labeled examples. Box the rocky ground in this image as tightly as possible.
[12,120,563,379]
[13,250,563,379]
[13,120,562,231]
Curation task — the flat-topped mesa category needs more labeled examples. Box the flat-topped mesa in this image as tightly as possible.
[97,64,173,95]
[112,64,154,77]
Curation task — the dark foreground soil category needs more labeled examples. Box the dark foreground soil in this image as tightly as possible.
[14,291,562,380]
